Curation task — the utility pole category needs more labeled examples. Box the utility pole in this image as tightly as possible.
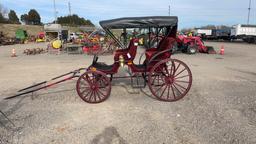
[168,5,170,16]
[68,1,72,26]
[168,0,171,16]
[247,0,251,24]
[68,1,72,16]
[53,0,57,23]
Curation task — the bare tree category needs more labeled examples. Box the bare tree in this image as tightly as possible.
[0,4,8,17]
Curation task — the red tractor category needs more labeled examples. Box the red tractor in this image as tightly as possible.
[175,34,216,54]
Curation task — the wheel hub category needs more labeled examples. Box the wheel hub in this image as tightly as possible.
[165,76,174,84]
[91,84,98,90]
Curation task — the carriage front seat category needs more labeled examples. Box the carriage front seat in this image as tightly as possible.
[114,38,139,62]
[90,38,139,74]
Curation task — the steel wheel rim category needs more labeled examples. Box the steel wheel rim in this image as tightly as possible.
[148,58,192,102]
[76,70,111,103]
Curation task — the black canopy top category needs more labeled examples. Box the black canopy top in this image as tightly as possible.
[99,16,178,29]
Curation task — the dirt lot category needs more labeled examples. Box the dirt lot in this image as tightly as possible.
[0,42,256,144]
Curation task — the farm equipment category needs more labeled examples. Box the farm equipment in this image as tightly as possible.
[15,29,28,43]
[0,31,16,45]
[5,16,192,103]
[23,48,45,55]
[80,29,117,55]
[36,32,46,42]
[175,34,216,54]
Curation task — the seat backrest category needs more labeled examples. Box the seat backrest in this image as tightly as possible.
[157,37,175,51]
[127,38,139,61]
[155,37,175,59]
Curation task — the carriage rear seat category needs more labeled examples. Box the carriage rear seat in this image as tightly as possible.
[145,37,175,60]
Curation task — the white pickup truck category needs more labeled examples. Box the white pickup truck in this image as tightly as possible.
[231,24,256,43]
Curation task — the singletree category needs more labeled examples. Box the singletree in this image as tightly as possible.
[8,10,20,24]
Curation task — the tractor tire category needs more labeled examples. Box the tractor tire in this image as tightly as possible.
[187,45,197,54]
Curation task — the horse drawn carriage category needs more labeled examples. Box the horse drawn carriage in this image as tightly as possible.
[5,16,192,103]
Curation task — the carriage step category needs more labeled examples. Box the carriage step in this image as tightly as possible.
[131,73,146,88]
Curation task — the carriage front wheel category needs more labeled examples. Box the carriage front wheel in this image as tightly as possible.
[76,70,111,103]
[148,58,192,102]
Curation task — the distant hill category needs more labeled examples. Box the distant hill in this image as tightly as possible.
[0,24,43,37]
[0,24,91,37]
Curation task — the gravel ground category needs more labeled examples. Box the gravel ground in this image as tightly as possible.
[0,42,256,144]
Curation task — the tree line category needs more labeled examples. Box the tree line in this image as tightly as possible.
[0,4,94,26]
[56,14,94,26]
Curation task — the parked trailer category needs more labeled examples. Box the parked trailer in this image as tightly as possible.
[231,24,256,43]
[195,29,213,40]
[212,28,231,40]
[44,24,69,42]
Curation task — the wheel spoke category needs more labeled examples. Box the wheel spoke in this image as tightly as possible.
[93,91,97,102]
[173,82,187,90]
[175,80,190,83]
[80,88,89,95]
[84,75,92,85]
[98,88,107,97]
[167,85,170,99]
[160,85,168,98]
[88,90,94,101]
[80,86,90,90]
[173,63,181,75]
[80,80,88,86]
[83,90,92,99]
[170,85,176,99]
[151,74,158,84]
[155,83,165,93]
[157,75,160,85]
[172,83,183,95]
[175,75,189,79]
[95,90,102,101]
[174,67,186,77]
[169,62,175,75]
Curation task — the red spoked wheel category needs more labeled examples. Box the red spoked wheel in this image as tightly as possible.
[76,70,111,103]
[148,58,192,102]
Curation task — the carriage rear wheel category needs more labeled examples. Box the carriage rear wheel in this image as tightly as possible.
[76,70,111,103]
[148,58,192,102]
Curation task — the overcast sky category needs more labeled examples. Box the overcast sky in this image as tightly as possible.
[1,0,256,29]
